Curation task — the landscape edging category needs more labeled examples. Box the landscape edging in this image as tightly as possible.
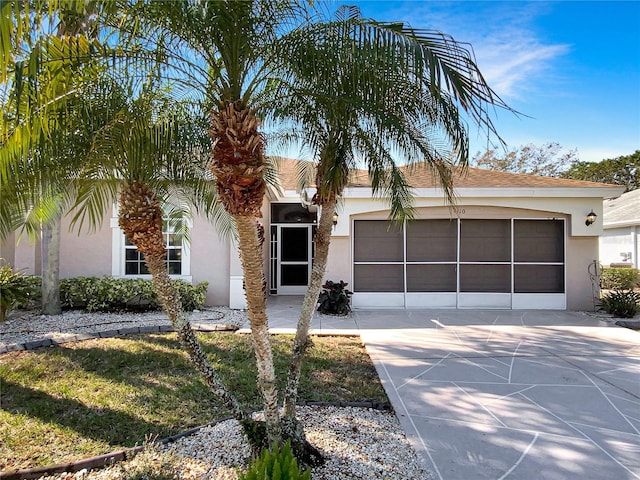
[0,402,392,480]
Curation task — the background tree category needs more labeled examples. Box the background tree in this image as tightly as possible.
[472,142,577,177]
[562,150,639,191]
[0,0,127,314]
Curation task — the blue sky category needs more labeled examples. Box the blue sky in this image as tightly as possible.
[349,1,640,163]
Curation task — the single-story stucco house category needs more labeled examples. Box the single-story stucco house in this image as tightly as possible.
[0,159,625,311]
[600,188,640,268]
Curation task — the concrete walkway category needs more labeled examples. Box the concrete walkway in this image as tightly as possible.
[265,296,640,480]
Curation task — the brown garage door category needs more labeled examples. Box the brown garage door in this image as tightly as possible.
[352,218,565,309]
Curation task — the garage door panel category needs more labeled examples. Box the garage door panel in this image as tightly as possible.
[460,219,511,262]
[406,219,457,261]
[407,264,456,292]
[352,218,566,309]
[514,265,564,293]
[512,293,565,309]
[354,221,403,262]
[458,293,511,308]
[354,264,403,292]
[514,220,564,262]
[460,264,511,293]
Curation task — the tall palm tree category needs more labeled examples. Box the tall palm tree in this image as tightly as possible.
[131,0,316,450]
[265,6,514,438]
[3,0,514,463]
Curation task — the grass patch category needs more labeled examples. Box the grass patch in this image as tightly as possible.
[0,333,386,471]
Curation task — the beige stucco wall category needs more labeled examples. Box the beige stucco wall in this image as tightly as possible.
[335,192,610,238]
[324,237,350,285]
[60,214,112,278]
[189,215,230,306]
[13,233,41,275]
[8,208,231,307]
[566,236,599,311]
[0,232,16,266]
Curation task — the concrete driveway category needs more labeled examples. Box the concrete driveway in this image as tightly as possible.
[356,310,640,480]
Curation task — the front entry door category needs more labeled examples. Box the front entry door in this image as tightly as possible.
[277,225,313,294]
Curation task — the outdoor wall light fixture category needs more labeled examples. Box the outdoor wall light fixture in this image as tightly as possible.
[585,210,597,226]
[332,212,339,227]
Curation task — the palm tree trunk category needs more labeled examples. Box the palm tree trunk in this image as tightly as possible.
[143,254,247,423]
[282,195,336,423]
[117,182,251,435]
[41,212,62,315]
[234,214,281,447]
[283,195,337,418]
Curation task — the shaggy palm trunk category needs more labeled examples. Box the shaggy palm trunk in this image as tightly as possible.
[211,103,324,463]
[280,195,336,467]
[210,102,281,447]
[41,212,62,315]
[118,182,247,424]
[283,194,337,420]
[235,215,281,447]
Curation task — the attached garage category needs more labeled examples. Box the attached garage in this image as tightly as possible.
[259,160,625,311]
[352,217,566,309]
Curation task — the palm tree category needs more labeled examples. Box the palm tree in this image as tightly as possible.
[2,0,296,455]
[124,0,514,456]
[73,91,254,429]
[0,0,129,314]
[3,0,514,462]
[265,6,514,438]
[131,0,316,450]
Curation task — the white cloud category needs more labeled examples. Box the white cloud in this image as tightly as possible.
[473,38,570,99]
[375,1,571,100]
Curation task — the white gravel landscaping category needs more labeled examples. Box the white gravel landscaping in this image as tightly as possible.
[39,406,431,480]
[0,307,248,349]
[1,308,433,479]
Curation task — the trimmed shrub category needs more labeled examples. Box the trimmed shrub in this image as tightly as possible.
[0,261,35,321]
[239,441,311,480]
[598,290,640,318]
[600,267,639,290]
[59,276,208,312]
[174,279,208,311]
[20,275,42,308]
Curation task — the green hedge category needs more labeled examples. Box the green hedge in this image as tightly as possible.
[59,276,208,312]
[600,267,640,290]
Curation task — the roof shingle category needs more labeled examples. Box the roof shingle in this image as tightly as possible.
[274,158,622,191]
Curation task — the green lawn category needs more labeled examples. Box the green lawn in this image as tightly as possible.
[0,333,387,471]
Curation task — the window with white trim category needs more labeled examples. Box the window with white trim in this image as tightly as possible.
[111,206,192,280]
[124,215,184,275]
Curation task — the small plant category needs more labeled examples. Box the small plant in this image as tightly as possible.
[239,441,311,480]
[600,267,639,290]
[0,260,34,322]
[317,280,352,316]
[598,290,640,318]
